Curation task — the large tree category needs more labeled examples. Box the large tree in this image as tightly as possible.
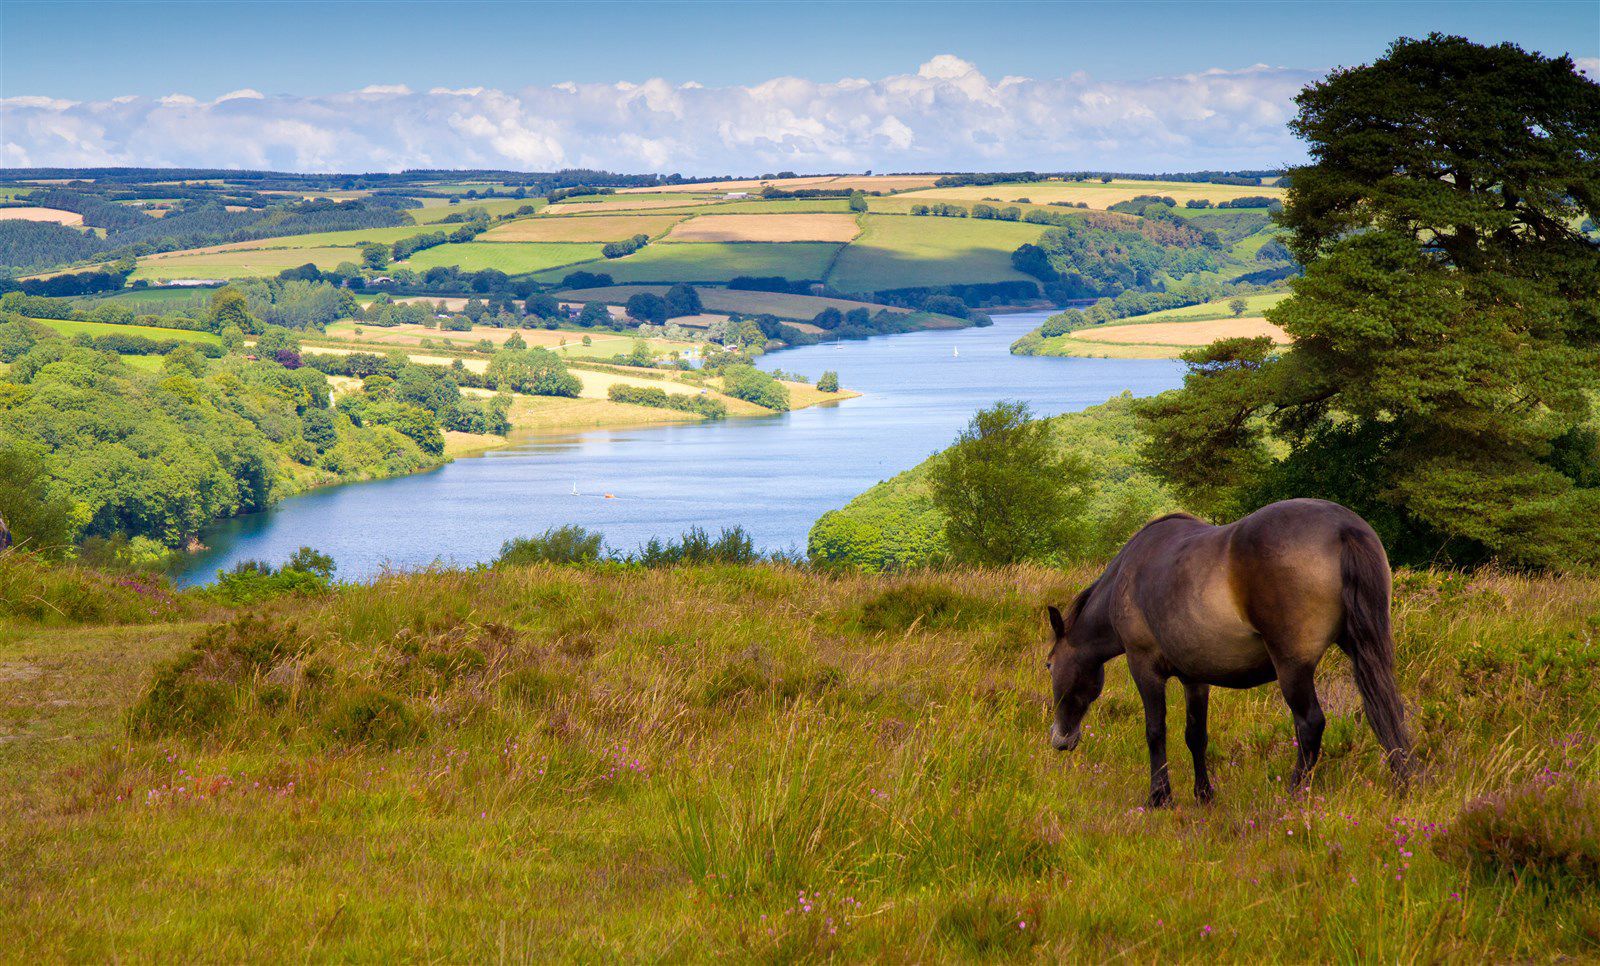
[1138,35,1600,567]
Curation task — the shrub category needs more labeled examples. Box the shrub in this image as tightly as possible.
[852,582,983,633]
[323,685,421,748]
[496,525,606,566]
[1436,782,1600,887]
[635,526,758,566]
[208,549,335,605]
[817,370,839,393]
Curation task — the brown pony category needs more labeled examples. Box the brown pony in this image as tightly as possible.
[1046,498,1410,806]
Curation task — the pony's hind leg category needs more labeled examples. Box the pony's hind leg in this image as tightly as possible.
[1183,681,1214,803]
[1276,661,1326,790]
[1131,665,1173,807]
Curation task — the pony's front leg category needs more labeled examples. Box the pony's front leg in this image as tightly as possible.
[1131,667,1172,807]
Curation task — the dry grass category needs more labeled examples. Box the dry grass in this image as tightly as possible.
[0,206,84,226]
[478,214,684,243]
[663,213,862,243]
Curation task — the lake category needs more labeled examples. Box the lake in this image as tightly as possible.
[173,310,1184,585]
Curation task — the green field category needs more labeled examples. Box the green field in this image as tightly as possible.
[132,247,360,281]
[412,198,543,223]
[826,215,1045,293]
[399,241,606,274]
[541,243,844,284]
[31,316,222,345]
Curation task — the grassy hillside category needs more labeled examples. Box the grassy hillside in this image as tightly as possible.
[2,551,1596,959]
[810,394,1176,571]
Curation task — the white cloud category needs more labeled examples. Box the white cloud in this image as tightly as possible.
[0,57,1321,173]
[1578,57,1599,81]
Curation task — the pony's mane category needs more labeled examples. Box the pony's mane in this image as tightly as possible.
[1062,578,1100,631]
[1138,511,1205,533]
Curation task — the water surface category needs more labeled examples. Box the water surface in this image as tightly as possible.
[174,310,1182,584]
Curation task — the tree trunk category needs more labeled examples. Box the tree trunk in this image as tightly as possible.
[0,511,10,552]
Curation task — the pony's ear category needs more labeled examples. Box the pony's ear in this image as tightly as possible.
[1047,605,1066,639]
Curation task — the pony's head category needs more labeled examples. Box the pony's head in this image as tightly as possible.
[1046,584,1107,752]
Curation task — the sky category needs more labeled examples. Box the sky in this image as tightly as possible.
[2,0,1595,173]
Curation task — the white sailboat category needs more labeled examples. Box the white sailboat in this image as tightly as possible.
[570,482,580,496]
[952,346,959,358]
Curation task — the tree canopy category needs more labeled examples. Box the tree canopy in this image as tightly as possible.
[1137,34,1600,567]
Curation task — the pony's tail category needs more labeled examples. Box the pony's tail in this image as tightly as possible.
[1336,526,1411,785]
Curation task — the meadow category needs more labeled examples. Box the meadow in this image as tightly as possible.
[826,215,1045,293]
[1,556,1595,960]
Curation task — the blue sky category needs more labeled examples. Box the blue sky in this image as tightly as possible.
[2,1,1595,173]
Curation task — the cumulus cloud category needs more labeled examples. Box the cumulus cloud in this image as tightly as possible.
[1578,57,1599,81]
[0,56,1320,172]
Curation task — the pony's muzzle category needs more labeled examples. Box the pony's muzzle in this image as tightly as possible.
[1051,722,1081,752]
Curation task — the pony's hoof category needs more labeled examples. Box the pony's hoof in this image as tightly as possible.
[1146,790,1173,809]
[1195,785,1215,804]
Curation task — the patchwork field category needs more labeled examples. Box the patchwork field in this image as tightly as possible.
[1129,291,1291,322]
[623,174,941,194]
[902,178,1285,210]
[130,247,359,281]
[400,242,606,274]
[664,213,862,243]
[0,206,84,225]
[477,215,683,243]
[827,214,1045,292]
[543,243,843,284]
[319,320,697,361]
[555,285,909,321]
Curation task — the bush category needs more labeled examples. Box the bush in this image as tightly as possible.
[208,549,335,605]
[817,371,839,393]
[496,526,606,566]
[1437,782,1600,887]
[635,526,758,566]
[323,686,421,748]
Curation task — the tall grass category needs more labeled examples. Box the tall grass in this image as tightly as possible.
[3,562,1597,959]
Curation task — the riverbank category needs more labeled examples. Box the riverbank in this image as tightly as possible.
[175,310,1182,585]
